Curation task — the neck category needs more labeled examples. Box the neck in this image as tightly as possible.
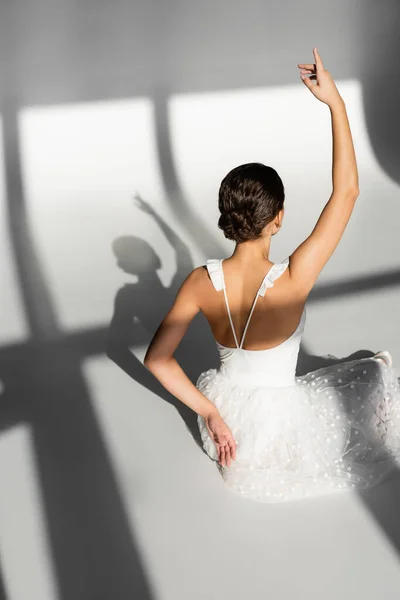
[231,235,272,262]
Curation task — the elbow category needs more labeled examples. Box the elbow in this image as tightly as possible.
[143,354,162,373]
[144,354,171,374]
[143,355,154,371]
[348,186,360,198]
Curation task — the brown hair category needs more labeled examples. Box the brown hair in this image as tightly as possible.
[218,162,285,243]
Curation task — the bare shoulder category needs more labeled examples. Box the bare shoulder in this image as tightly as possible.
[184,265,209,285]
[175,265,210,299]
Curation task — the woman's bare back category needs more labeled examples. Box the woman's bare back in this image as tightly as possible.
[198,256,307,351]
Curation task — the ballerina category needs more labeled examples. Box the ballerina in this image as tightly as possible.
[143,48,400,502]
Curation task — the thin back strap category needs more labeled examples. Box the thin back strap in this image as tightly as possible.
[222,283,240,348]
[219,257,290,349]
[237,293,260,349]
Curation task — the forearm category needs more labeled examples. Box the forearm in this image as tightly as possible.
[144,356,218,418]
[329,99,359,193]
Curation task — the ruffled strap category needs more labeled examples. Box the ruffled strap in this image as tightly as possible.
[258,257,289,297]
[206,257,289,295]
[206,259,225,291]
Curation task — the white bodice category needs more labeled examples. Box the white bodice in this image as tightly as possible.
[206,257,307,387]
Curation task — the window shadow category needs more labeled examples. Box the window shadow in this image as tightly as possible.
[0,100,155,600]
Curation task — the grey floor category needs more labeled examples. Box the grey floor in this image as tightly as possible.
[85,356,400,600]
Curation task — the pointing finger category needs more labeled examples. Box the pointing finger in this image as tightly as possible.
[313,47,324,70]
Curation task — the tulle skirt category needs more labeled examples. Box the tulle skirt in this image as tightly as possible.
[196,357,400,502]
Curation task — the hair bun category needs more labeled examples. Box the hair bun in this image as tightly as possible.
[218,208,256,243]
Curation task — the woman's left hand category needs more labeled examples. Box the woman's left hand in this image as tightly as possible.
[204,409,237,467]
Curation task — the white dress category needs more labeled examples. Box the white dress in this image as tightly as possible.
[196,257,400,503]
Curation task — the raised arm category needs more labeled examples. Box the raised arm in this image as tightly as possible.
[289,48,360,294]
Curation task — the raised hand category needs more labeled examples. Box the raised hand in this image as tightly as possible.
[204,409,237,467]
[298,48,342,107]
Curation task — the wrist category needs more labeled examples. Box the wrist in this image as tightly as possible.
[328,96,345,111]
[200,404,219,419]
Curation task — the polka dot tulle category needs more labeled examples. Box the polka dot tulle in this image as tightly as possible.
[197,357,400,503]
